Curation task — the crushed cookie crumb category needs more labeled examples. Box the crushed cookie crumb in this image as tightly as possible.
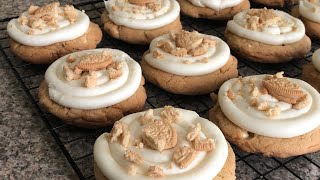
[147,166,165,178]
[187,123,201,142]
[160,105,181,123]
[64,5,78,23]
[153,50,164,59]
[84,71,97,88]
[173,146,197,169]
[124,150,144,165]
[63,64,81,81]
[139,109,154,125]
[171,47,188,57]
[28,5,39,14]
[156,40,175,53]
[266,106,281,117]
[17,15,28,25]
[226,89,236,100]
[127,164,137,176]
[257,101,269,111]
[202,38,216,48]
[108,67,122,80]
[251,87,260,97]
[193,138,215,152]
[67,55,76,63]
[190,44,208,57]
[146,3,161,11]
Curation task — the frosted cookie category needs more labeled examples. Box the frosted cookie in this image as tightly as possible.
[7,2,102,64]
[302,49,320,92]
[177,0,250,20]
[209,72,320,158]
[38,49,147,128]
[225,8,311,63]
[251,0,298,7]
[101,0,182,44]
[94,106,236,180]
[141,30,238,95]
[292,0,320,39]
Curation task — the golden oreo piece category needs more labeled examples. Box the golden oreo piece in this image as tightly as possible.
[186,123,201,142]
[160,105,181,123]
[33,2,60,19]
[142,119,177,152]
[175,30,203,51]
[193,138,215,152]
[124,150,144,165]
[263,77,305,104]
[76,53,113,71]
[173,146,197,169]
[128,0,155,6]
[147,166,165,178]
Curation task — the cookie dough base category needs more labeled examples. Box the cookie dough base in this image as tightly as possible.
[10,22,102,64]
[209,105,320,158]
[101,11,182,45]
[291,6,320,39]
[140,55,238,95]
[251,0,298,7]
[302,63,320,92]
[38,79,147,128]
[225,30,311,63]
[94,142,236,180]
[177,0,250,20]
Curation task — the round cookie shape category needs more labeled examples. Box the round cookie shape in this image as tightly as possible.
[227,9,305,45]
[104,0,180,30]
[38,48,147,128]
[225,8,311,63]
[45,49,142,110]
[177,0,250,20]
[144,31,230,76]
[7,2,90,46]
[141,30,238,95]
[94,107,236,180]
[218,73,320,138]
[7,2,102,64]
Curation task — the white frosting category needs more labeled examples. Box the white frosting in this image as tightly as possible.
[227,9,306,45]
[94,108,228,180]
[104,0,180,30]
[188,0,244,11]
[218,75,320,138]
[144,34,230,76]
[312,49,320,72]
[45,49,142,110]
[299,0,320,23]
[7,8,90,46]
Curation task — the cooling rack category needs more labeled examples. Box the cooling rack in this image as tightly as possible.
[0,0,319,179]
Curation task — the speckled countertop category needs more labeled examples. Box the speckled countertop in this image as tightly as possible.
[1,1,320,180]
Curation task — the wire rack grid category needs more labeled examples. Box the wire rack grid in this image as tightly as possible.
[0,1,319,180]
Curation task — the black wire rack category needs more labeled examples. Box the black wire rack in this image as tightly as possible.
[0,0,319,179]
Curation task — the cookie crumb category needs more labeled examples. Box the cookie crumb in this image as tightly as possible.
[173,146,197,169]
[266,106,281,117]
[64,5,78,23]
[153,50,164,59]
[171,48,188,57]
[127,164,137,176]
[147,166,165,178]
[226,89,236,100]
[124,150,144,165]
[190,44,208,57]
[160,105,181,123]
[193,138,215,152]
[84,71,97,88]
[139,109,154,125]
[186,123,201,142]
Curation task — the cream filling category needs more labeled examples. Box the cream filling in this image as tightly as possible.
[94,108,228,180]
[312,49,320,72]
[144,34,230,76]
[299,0,320,23]
[7,8,90,46]
[188,0,244,11]
[45,49,142,110]
[218,75,320,138]
[104,0,180,30]
[227,9,305,45]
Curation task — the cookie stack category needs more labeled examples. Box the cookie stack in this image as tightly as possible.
[6,1,320,179]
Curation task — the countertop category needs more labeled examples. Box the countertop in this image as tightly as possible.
[0,1,319,180]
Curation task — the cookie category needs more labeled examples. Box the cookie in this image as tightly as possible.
[302,49,320,92]
[225,8,311,63]
[93,107,236,179]
[292,1,320,39]
[102,0,182,44]
[177,0,250,20]
[141,30,238,95]
[38,49,147,128]
[209,74,320,158]
[7,3,102,64]
[251,0,298,7]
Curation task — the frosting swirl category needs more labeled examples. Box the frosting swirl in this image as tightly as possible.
[45,49,142,110]
[312,49,320,72]
[104,0,180,30]
[94,107,228,180]
[188,0,244,10]
[218,74,320,138]
[144,30,230,76]
[7,2,90,46]
[227,8,305,45]
[299,0,320,23]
